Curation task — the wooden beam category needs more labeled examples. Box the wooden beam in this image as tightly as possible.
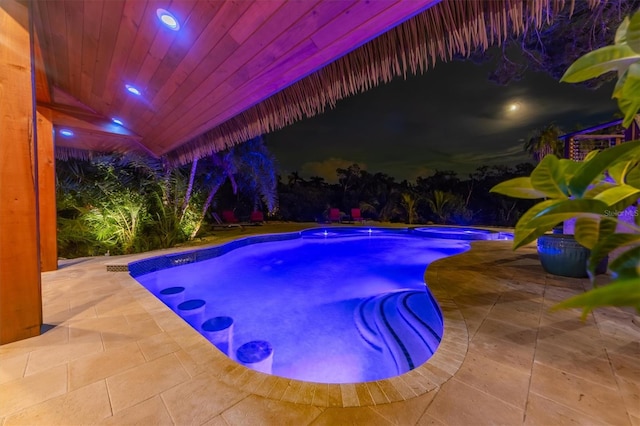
[0,0,43,344]
[37,109,57,272]
[37,102,142,140]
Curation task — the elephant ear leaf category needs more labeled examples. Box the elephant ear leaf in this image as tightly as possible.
[626,9,640,53]
[490,177,546,199]
[569,140,640,197]
[561,44,640,83]
[530,155,569,199]
[551,278,640,320]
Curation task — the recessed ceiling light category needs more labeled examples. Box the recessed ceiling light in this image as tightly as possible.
[125,84,141,96]
[59,129,74,137]
[112,118,124,126]
[156,8,180,31]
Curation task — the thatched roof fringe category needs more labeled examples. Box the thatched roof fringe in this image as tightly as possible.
[55,146,96,161]
[168,0,598,166]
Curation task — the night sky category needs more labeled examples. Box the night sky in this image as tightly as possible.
[266,47,619,183]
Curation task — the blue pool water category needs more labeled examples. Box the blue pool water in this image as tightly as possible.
[132,228,488,383]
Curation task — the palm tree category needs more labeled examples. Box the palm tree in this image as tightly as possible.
[400,192,419,224]
[426,190,460,224]
[188,136,278,238]
[524,123,564,162]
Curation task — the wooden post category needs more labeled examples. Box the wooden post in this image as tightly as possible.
[0,0,43,343]
[36,109,57,271]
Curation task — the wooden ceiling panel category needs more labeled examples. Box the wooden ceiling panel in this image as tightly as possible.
[122,1,253,134]
[99,0,147,114]
[143,1,335,150]
[151,0,434,154]
[79,0,103,102]
[32,0,440,158]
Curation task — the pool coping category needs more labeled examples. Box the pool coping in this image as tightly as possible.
[123,227,482,407]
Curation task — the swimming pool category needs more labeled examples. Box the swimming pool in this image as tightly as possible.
[131,227,501,383]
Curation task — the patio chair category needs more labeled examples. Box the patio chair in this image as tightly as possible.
[328,208,341,223]
[351,208,364,223]
[221,210,240,223]
[250,211,264,224]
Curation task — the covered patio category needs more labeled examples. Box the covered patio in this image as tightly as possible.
[1,0,639,423]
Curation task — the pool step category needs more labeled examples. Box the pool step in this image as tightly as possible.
[354,290,443,374]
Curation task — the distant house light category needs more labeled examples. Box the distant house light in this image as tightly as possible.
[112,118,124,126]
[59,129,74,137]
[125,84,141,96]
[156,9,180,31]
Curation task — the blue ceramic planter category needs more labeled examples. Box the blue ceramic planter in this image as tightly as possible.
[537,234,607,278]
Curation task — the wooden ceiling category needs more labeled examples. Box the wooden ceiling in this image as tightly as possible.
[32,0,439,159]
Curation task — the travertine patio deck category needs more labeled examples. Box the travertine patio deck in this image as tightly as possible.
[1,228,638,425]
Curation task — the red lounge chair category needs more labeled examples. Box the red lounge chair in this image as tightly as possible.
[328,208,341,223]
[250,211,264,223]
[351,208,364,223]
[221,210,239,223]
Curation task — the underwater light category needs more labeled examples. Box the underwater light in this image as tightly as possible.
[156,9,180,31]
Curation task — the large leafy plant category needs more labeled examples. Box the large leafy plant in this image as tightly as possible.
[491,10,640,317]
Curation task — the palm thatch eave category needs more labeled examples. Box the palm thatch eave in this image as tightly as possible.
[164,0,600,166]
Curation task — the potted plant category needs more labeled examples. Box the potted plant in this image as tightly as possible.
[491,10,640,317]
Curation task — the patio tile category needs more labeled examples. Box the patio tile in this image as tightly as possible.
[425,378,523,425]
[161,372,248,425]
[24,329,103,376]
[138,333,180,361]
[609,352,640,384]
[310,406,392,425]
[530,362,629,425]
[106,353,190,412]
[618,376,640,418]
[281,379,303,402]
[355,382,374,406]
[327,383,343,406]
[371,390,436,425]
[0,364,67,417]
[222,394,322,426]
[486,301,541,328]
[340,383,360,407]
[366,381,390,405]
[0,324,69,357]
[4,380,111,425]
[68,341,146,390]
[0,352,28,384]
[254,375,279,399]
[468,332,535,372]
[533,341,617,390]
[100,395,173,425]
[311,383,330,407]
[295,381,317,405]
[201,415,230,426]
[536,325,603,357]
[266,376,292,400]
[475,317,537,346]
[416,412,446,425]
[453,352,530,409]
[523,392,602,426]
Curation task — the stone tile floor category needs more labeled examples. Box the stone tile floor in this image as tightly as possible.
[1,233,638,425]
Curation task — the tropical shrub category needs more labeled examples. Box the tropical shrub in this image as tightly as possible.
[491,10,640,317]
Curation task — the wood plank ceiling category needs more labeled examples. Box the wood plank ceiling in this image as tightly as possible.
[32,0,439,159]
